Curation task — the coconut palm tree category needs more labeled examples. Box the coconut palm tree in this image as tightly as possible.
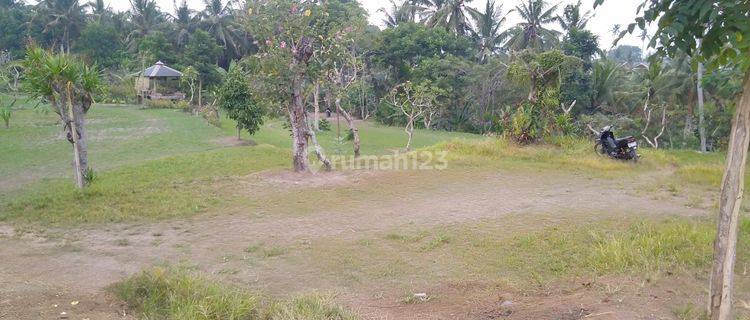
[379,0,423,27]
[557,0,592,32]
[127,0,164,50]
[504,0,560,52]
[199,0,244,57]
[590,59,624,109]
[86,0,109,22]
[467,0,507,62]
[35,0,87,53]
[424,0,474,36]
[170,0,196,48]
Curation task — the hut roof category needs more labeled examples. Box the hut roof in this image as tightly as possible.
[143,61,182,78]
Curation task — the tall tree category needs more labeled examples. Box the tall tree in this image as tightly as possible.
[245,0,365,172]
[35,0,86,53]
[596,0,750,317]
[170,0,196,48]
[557,0,591,33]
[199,0,245,66]
[127,0,164,50]
[504,0,560,52]
[466,0,506,62]
[424,0,474,36]
[379,0,414,28]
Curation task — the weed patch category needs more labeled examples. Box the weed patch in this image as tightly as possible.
[113,267,355,320]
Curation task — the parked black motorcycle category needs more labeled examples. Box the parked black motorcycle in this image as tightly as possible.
[594,125,639,162]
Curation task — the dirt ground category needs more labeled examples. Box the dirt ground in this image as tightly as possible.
[0,167,745,320]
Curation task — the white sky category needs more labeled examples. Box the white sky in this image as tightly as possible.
[100,0,651,50]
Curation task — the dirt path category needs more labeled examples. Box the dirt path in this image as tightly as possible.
[0,168,712,319]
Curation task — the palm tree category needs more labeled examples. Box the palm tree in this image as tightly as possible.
[170,0,196,48]
[379,0,421,27]
[467,0,507,62]
[590,59,623,109]
[199,0,244,57]
[127,0,164,50]
[504,0,560,52]
[557,0,592,32]
[36,0,87,53]
[86,0,109,22]
[424,0,474,36]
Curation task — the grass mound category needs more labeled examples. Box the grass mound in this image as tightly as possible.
[113,267,355,320]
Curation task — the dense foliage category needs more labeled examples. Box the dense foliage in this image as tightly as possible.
[0,0,747,150]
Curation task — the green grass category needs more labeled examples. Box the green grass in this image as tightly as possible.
[1,145,289,225]
[112,267,355,320]
[0,102,481,226]
[0,103,230,191]
[311,216,750,286]
[113,267,261,320]
[220,116,481,156]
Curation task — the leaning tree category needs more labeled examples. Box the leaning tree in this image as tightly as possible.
[22,47,101,188]
[595,0,750,318]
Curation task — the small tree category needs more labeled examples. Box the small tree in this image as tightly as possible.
[22,47,101,188]
[387,81,443,151]
[218,63,264,140]
[181,66,199,106]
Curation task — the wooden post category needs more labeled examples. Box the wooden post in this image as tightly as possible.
[708,69,750,320]
[67,82,84,189]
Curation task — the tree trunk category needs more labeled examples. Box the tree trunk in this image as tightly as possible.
[308,127,332,171]
[528,74,538,103]
[313,82,320,131]
[237,126,241,140]
[65,88,88,189]
[289,70,310,173]
[405,119,414,151]
[335,98,361,158]
[197,79,203,114]
[698,62,708,152]
[708,69,750,320]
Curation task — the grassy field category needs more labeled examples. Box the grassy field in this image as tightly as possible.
[0,100,740,226]
[0,101,482,225]
[3,100,750,319]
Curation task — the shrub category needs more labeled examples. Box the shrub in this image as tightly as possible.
[318,118,331,131]
[143,99,191,111]
[112,267,261,320]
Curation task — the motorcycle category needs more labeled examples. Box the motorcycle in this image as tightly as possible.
[594,125,639,162]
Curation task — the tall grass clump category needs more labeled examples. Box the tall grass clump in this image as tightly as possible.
[112,267,261,320]
[264,294,357,320]
[589,219,716,274]
[113,268,358,320]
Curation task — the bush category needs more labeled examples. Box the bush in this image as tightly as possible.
[318,118,331,131]
[143,99,190,111]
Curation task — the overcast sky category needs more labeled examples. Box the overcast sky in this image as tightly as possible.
[100,0,651,51]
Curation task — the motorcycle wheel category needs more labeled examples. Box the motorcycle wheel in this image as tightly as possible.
[629,149,639,163]
[594,140,606,156]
